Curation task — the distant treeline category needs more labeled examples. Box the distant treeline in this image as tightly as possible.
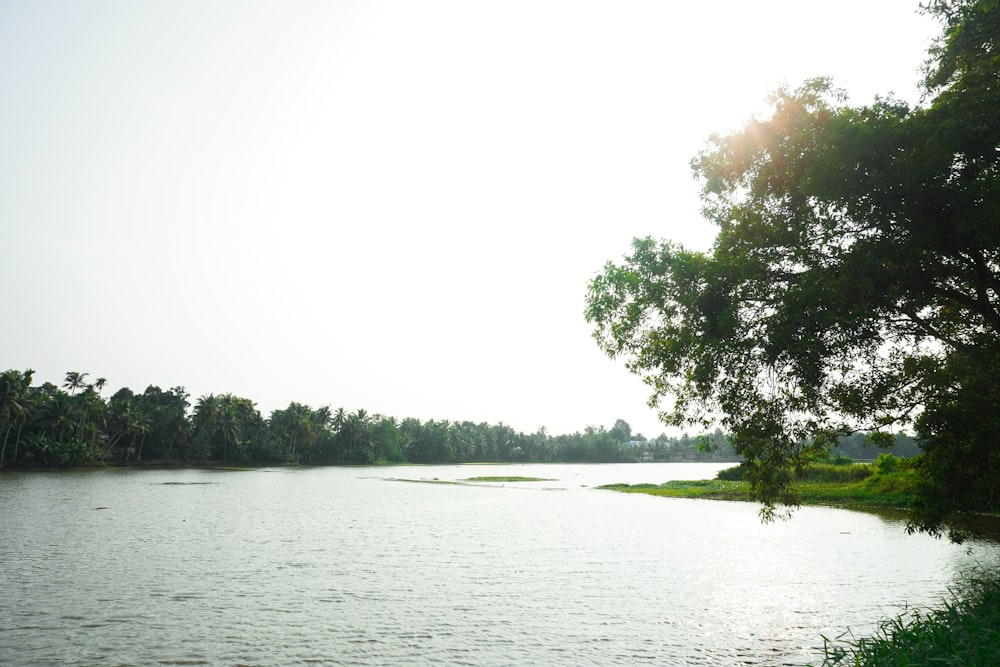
[0,369,917,468]
[829,431,920,460]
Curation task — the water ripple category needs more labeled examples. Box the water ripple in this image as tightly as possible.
[2,464,999,666]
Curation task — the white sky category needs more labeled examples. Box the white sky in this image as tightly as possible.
[0,0,939,438]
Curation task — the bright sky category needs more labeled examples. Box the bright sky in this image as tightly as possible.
[0,0,939,438]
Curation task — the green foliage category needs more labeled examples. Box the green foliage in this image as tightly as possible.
[610,465,920,511]
[190,393,263,464]
[21,434,89,468]
[798,462,873,483]
[830,432,921,460]
[716,464,745,481]
[873,453,899,475]
[817,572,1000,666]
[601,480,749,501]
[717,460,874,484]
[584,0,1000,538]
[3,368,748,469]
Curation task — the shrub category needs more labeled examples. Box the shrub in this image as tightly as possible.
[716,464,745,481]
[873,453,899,475]
[798,462,873,483]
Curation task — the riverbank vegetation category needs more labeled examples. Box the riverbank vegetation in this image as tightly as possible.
[0,367,727,469]
[601,454,920,512]
[815,572,1000,667]
[0,368,924,470]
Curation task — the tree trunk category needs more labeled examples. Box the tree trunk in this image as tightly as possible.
[12,420,24,466]
[0,422,11,469]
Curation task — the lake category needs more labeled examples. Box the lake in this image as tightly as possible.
[2,462,998,666]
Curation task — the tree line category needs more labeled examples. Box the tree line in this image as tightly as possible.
[0,368,733,468]
[0,369,920,469]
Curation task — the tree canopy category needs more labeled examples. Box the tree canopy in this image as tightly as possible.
[4,367,733,468]
[585,0,1000,539]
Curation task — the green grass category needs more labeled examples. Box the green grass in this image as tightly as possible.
[599,466,918,511]
[600,479,751,500]
[814,572,1000,666]
[798,461,875,483]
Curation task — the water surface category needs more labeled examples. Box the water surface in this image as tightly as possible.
[2,463,997,666]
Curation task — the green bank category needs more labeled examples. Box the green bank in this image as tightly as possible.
[599,455,917,512]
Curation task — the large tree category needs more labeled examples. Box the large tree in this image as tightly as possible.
[585,0,1000,539]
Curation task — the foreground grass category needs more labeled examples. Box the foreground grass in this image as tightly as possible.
[814,573,1000,666]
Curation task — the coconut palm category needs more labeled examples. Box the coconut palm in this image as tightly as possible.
[133,413,152,461]
[270,402,317,460]
[104,398,138,460]
[190,394,221,461]
[0,369,34,468]
[345,409,375,462]
[63,371,89,395]
[72,385,106,462]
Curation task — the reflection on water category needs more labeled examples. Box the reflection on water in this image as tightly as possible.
[2,463,998,666]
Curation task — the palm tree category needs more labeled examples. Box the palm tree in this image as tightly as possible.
[192,394,221,460]
[63,371,89,395]
[0,369,34,468]
[313,405,332,431]
[38,389,74,444]
[332,407,347,430]
[73,385,106,462]
[133,413,152,462]
[330,407,349,460]
[346,409,374,463]
[193,394,220,432]
[270,402,317,461]
[104,398,137,460]
[223,395,260,463]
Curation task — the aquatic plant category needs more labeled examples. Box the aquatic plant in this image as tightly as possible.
[816,572,1000,666]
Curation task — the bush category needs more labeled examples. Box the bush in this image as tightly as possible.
[873,453,899,475]
[798,462,873,483]
[716,464,745,481]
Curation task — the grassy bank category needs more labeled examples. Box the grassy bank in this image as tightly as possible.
[814,572,1000,666]
[600,474,916,511]
[599,457,917,512]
